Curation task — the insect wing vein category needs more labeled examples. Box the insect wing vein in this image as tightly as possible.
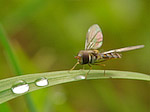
[85,24,103,50]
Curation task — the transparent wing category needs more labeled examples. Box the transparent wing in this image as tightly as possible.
[85,24,103,50]
[102,45,144,54]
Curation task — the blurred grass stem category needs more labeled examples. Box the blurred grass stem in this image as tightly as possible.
[0,24,37,112]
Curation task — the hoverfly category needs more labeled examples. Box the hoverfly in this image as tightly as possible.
[71,24,144,78]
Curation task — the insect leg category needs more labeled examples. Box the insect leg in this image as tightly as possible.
[93,63,106,76]
[85,64,92,79]
[70,62,79,71]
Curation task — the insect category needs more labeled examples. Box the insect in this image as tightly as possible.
[71,24,144,78]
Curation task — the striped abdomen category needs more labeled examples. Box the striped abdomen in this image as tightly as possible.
[100,52,121,60]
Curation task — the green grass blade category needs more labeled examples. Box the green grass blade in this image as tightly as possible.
[0,24,22,75]
[0,24,37,112]
[0,70,149,104]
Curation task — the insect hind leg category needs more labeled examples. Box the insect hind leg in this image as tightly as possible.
[93,63,108,77]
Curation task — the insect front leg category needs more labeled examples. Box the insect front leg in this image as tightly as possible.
[70,62,79,71]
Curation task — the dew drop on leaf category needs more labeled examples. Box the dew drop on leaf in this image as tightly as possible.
[75,75,86,80]
[35,77,49,87]
[11,80,29,94]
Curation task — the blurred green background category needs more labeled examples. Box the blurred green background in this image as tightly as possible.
[0,0,149,112]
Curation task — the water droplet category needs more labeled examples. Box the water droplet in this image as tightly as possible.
[11,80,29,94]
[35,77,49,87]
[75,75,86,80]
